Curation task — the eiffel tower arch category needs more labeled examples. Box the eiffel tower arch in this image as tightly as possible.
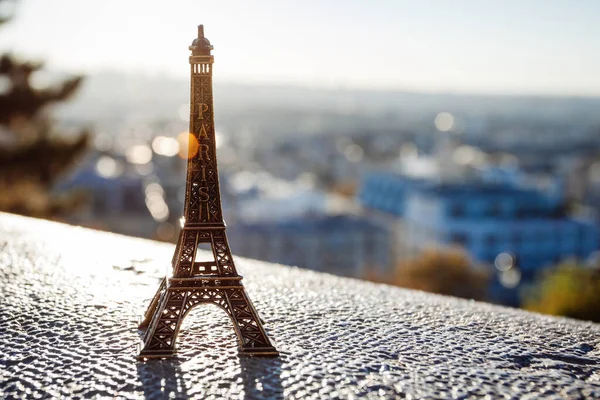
[138,25,278,359]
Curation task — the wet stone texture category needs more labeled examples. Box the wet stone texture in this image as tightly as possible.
[1,214,600,399]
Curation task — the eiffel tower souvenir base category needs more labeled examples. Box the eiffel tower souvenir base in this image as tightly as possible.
[137,25,278,359]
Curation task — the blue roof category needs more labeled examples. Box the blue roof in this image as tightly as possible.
[415,181,544,199]
[357,171,426,216]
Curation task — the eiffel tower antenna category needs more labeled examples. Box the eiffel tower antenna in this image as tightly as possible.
[138,24,278,359]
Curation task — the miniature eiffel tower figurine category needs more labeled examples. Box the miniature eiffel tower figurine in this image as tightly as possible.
[138,25,278,359]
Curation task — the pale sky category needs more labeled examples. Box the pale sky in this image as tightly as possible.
[1,0,599,96]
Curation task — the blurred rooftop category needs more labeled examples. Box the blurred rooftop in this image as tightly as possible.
[1,212,600,398]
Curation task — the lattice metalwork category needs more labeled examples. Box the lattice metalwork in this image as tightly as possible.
[138,25,278,359]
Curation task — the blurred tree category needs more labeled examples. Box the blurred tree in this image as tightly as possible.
[523,262,600,323]
[330,180,357,198]
[0,0,89,218]
[371,247,490,300]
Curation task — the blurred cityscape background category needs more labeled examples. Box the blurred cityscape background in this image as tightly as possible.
[1,0,599,321]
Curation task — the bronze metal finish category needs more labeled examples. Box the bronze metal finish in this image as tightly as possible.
[138,25,278,359]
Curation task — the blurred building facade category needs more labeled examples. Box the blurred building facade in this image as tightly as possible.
[358,166,600,304]
[408,182,597,301]
[228,214,391,279]
[42,70,600,310]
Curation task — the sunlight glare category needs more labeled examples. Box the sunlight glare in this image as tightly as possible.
[178,104,189,122]
[215,131,226,148]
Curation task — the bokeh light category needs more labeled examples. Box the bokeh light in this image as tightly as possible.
[494,252,514,272]
[344,144,364,163]
[177,132,198,159]
[499,268,522,289]
[152,136,180,157]
[125,144,153,164]
[145,182,169,222]
[434,112,454,132]
[95,156,122,178]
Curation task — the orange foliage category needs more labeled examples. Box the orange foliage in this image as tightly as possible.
[371,247,490,300]
[523,262,600,323]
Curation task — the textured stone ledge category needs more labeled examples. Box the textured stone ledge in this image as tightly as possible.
[1,213,599,399]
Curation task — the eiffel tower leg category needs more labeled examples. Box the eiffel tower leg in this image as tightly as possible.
[225,287,278,357]
[138,288,188,359]
[171,229,184,266]
[138,276,167,329]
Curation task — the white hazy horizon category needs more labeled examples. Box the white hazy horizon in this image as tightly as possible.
[1,0,600,97]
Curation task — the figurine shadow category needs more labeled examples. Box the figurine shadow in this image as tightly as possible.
[135,305,283,399]
[239,354,284,400]
[135,353,284,400]
[136,358,189,399]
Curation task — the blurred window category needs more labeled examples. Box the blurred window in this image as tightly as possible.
[576,226,585,242]
[450,233,468,246]
[553,255,562,264]
[511,232,522,247]
[449,203,465,218]
[94,191,108,215]
[123,186,142,213]
[484,234,497,247]
[489,202,502,217]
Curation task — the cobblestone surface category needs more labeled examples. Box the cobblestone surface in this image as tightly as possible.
[1,213,600,399]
